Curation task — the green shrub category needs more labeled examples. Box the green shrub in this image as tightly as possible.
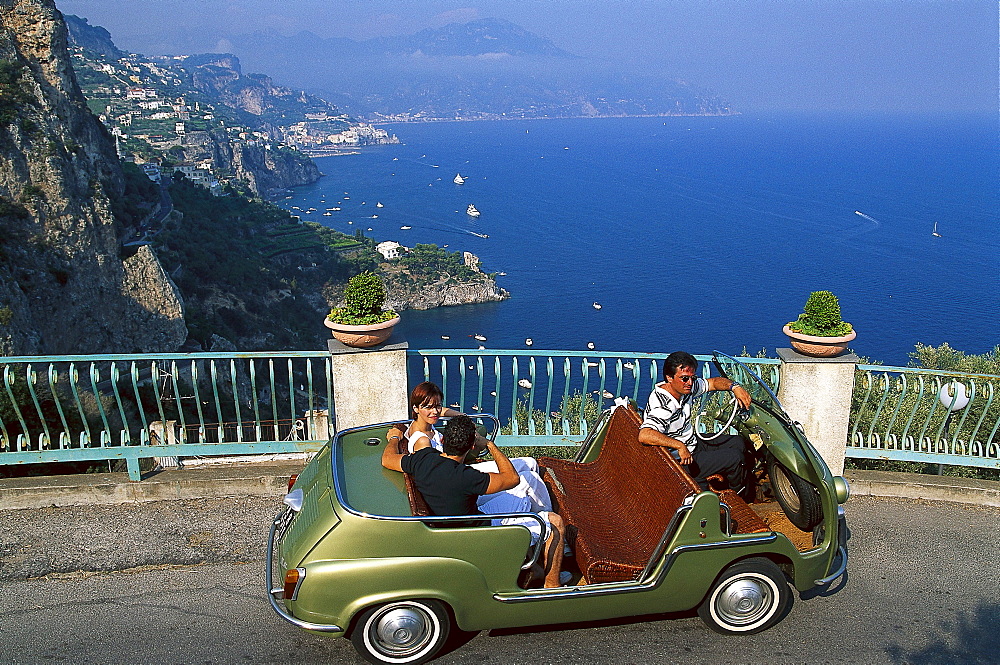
[328,271,396,325]
[787,290,853,337]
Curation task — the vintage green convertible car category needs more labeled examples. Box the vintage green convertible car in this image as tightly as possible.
[267,352,849,664]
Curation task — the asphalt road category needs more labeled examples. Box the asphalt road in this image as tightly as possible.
[1,495,998,664]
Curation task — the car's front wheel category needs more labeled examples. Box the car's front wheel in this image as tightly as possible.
[698,558,791,634]
[350,599,451,665]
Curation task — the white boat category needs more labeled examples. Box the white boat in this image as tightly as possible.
[473,334,487,342]
[602,391,614,399]
[587,342,595,350]
[466,204,481,217]
[454,173,465,185]
[441,335,450,340]
[525,338,533,347]
[471,232,489,238]
[623,362,635,371]
[376,202,384,208]
[400,226,411,230]
[932,222,942,238]
[518,379,532,389]
[323,212,332,216]
[593,302,602,310]
[367,228,373,231]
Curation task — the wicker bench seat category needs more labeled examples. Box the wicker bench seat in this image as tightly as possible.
[538,406,769,584]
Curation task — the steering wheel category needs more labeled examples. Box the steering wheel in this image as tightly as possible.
[695,390,741,441]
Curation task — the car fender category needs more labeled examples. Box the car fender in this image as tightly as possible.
[287,555,494,631]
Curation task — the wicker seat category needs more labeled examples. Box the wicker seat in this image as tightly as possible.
[395,432,431,517]
[539,406,768,584]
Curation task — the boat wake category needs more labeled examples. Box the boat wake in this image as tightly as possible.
[854,210,881,227]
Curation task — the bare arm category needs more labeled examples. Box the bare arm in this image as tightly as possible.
[638,426,693,465]
[381,441,405,472]
[483,440,519,493]
[706,377,752,410]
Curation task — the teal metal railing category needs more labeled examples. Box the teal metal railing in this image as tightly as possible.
[849,364,1000,469]
[407,350,781,448]
[0,352,333,480]
[8,348,995,480]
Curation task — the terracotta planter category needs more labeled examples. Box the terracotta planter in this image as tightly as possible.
[325,316,400,348]
[782,325,856,358]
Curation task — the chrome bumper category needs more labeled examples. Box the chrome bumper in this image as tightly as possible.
[814,506,848,586]
[265,510,344,633]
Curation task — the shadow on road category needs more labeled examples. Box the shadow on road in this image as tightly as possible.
[887,600,1000,665]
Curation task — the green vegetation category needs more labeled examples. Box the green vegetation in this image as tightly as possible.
[848,341,1000,482]
[400,243,480,282]
[18,184,45,203]
[787,290,853,337]
[155,178,339,348]
[0,60,33,126]
[908,342,1000,375]
[0,196,29,219]
[110,162,160,228]
[328,271,396,325]
[0,305,12,326]
[502,391,602,437]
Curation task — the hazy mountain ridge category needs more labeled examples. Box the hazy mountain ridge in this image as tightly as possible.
[108,18,735,121]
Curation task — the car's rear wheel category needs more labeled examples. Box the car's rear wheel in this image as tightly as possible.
[350,599,451,665]
[698,558,791,634]
[768,457,823,531]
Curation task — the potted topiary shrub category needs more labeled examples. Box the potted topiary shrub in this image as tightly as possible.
[324,271,400,348]
[783,290,856,357]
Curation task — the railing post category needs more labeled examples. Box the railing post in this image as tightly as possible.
[327,332,409,431]
[776,348,859,476]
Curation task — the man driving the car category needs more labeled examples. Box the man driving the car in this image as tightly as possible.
[638,351,753,499]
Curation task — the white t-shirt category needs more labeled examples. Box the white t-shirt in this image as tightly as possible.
[639,378,708,452]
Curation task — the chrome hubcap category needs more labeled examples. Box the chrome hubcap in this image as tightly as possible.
[370,606,432,656]
[715,577,774,626]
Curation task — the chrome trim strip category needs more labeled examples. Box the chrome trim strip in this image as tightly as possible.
[639,503,692,580]
[494,533,778,603]
[573,407,613,462]
[265,513,344,633]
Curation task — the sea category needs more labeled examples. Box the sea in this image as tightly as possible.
[279,112,1000,368]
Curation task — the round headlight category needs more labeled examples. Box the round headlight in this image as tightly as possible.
[833,476,851,504]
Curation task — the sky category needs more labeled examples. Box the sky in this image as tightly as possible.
[55,0,999,112]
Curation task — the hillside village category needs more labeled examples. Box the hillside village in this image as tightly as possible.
[67,28,398,197]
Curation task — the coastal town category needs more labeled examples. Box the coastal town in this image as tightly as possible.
[69,40,398,197]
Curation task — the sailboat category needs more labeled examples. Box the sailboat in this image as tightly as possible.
[932,222,942,238]
[453,173,465,185]
[466,204,481,217]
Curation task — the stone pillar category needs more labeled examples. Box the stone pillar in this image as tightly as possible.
[327,331,409,432]
[776,348,858,476]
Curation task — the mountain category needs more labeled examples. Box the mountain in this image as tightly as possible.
[363,18,578,58]
[118,18,735,121]
[0,0,185,354]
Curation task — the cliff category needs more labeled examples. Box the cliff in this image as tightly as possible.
[0,0,186,354]
[385,277,509,311]
[171,128,320,197]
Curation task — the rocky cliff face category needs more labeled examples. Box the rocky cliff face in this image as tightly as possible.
[172,128,320,197]
[0,0,186,354]
[385,277,509,311]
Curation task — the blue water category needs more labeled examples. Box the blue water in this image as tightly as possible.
[282,113,1000,367]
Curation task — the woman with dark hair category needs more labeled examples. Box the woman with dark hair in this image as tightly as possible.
[386,381,474,455]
